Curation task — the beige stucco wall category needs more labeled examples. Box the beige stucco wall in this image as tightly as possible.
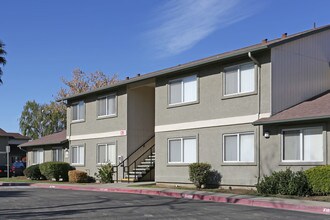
[26,144,69,167]
[154,52,271,186]
[67,88,128,136]
[155,124,259,186]
[127,83,155,155]
[70,136,126,179]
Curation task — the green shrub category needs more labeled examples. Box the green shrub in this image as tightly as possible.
[257,168,311,196]
[23,164,45,180]
[189,163,211,189]
[94,163,114,183]
[305,165,330,195]
[39,162,74,181]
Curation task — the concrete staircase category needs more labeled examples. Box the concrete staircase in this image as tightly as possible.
[121,152,155,182]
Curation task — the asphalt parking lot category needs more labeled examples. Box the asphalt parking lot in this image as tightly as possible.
[0,187,328,220]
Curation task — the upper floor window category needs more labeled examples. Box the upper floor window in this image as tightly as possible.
[224,63,255,96]
[98,94,116,117]
[169,75,197,105]
[282,127,323,162]
[72,101,85,121]
[223,133,254,162]
[168,137,197,164]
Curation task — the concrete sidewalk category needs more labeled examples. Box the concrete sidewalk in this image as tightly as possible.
[1,181,330,215]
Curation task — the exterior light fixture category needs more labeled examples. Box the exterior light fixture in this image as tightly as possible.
[264,131,270,139]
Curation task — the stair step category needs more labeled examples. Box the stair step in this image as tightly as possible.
[129,171,145,175]
[125,174,143,178]
[145,158,155,162]
[121,178,138,182]
[141,161,154,164]
[133,168,148,172]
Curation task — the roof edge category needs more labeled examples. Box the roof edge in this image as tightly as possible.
[253,115,330,125]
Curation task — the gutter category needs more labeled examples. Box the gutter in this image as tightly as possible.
[253,115,330,126]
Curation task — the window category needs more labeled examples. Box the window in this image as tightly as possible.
[282,127,323,162]
[223,133,254,162]
[97,144,116,165]
[32,149,44,164]
[71,145,85,165]
[169,75,197,105]
[72,101,85,121]
[52,148,63,162]
[224,63,255,95]
[168,137,197,163]
[98,94,116,117]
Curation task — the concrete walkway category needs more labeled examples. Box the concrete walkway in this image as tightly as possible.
[1,181,330,215]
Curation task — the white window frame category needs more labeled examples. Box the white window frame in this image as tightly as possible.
[281,127,324,162]
[224,62,255,96]
[167,137,197,164]
[72,101,85,122]
[52,147,64,162]
[71,145,85,165]
[32,149,44,164]
[223,132,255,163]
[97,94,117,118]
[96,143,117,165]
[168,75,198,106]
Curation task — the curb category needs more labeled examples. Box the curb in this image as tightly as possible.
[30,183,330,216]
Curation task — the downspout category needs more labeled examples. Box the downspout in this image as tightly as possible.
[248,52,262,185]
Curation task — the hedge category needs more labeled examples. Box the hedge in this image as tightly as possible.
[189,163,211,189]
[305,165,330,195]
[256,168,311,196]
[39,162,74,181]
[23,164,44,180]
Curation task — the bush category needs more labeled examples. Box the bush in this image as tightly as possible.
[305,165,330,195]
[23,164,44,180]
[39,162,74,181]
[189,163,211,189]
[95,163,114,183]
[256,168,311,196]
[69,170,88,183]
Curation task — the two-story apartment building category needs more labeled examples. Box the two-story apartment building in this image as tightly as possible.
[59,25,330,186]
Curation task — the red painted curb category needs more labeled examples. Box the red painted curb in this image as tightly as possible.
[30,184,330,215]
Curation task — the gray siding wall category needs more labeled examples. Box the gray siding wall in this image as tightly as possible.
[127,84,155,155]
[155,54,271,127]
[67,88,128,136]
[271,29,330,114]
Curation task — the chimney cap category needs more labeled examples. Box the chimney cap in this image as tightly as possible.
[281,33,287,38]
[261,39,268,44]
[126,76,130,80]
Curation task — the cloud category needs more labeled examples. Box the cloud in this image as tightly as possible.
[147,0,259,57]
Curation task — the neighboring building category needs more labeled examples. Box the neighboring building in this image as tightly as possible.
[19,130,68,166]
[0,128,30,164]
[59,25,330,186]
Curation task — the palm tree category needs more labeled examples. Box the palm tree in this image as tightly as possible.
[0,41,7,84]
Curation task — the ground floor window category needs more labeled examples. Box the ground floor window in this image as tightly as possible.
[168,137,197,163]
[223,133,254,162]
[97,143,116,165]
[71,145,85,165]
[52,148,63,162]
[282,127,323,162]
[32,149,44,164]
